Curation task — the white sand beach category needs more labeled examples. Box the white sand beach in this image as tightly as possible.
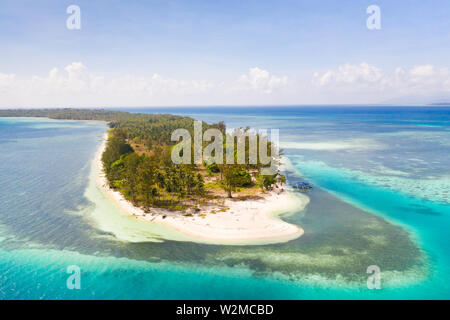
[94,134,307,245]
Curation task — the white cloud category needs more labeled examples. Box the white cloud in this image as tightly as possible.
[315,62,384,86]
[0,62,219,107]
[236,67,288,94]
[409,65,435,77]
[1,61,450,107]
[0,73,16,83]
[108,73,214,96]
[396,65,450,95]
[28,62,97,94]
[313,62,450,101]
[0,63,289,107]
[0,73,16,93]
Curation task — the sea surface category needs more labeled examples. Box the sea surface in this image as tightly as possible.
[0,106,449,299]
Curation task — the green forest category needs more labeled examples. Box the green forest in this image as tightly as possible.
[0,108,286,211]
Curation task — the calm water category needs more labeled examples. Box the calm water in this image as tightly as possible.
[0,107,449,299]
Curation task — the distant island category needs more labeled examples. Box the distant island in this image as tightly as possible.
[0,108,306,244]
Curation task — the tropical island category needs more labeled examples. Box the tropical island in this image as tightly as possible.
[0,109,307,244]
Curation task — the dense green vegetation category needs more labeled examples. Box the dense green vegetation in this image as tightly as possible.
[0,108,142,121]
[101,127,207,210]
[1,108,285,211]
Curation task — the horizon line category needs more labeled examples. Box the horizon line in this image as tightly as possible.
[1,104,450,110]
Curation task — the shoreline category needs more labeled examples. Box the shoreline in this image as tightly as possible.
[94,133,307,245]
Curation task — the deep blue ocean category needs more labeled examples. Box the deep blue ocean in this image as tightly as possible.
[0,106,449,299]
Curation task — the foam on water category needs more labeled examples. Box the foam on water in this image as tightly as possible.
[295,160,450,205]
[0,244,432,299]
[281,138,386,151]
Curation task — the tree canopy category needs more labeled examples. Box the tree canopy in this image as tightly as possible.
[1,108,286,210]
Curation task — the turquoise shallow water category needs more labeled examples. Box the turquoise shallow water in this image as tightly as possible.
[288,159,449,298]
[0,107,449,299]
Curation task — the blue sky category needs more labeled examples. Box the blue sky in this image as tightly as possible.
[1,0,450,107]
